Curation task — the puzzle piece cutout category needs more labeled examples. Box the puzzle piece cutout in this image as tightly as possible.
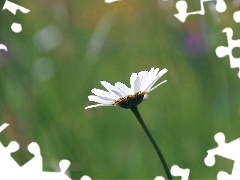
[0,123,92,179]
[174,0,227,22]
[105,0,121,3]
[0,44,7,51]
[0,123,9,133]
[204,132,240,179]
[154,165,190,180]
[2,0,30,33]
[2,0,30,15]
[20,142,43,174]
[215,27,240,78]
[0,141,20,173]
[0,1,30,51]
[233,11,240,23]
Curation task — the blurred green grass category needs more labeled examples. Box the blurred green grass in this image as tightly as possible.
[1,0,240,179]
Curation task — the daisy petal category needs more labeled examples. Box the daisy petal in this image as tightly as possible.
[139,71,149,90]
[115,82,131,95]
[143,68,168,92]
[134,76,141,93]
[100,81,125,97]
[91,88,117,100]
[85,104,112,109]
[143,94,148,100]
[157,68,168,77]
[138,71,147,80]
[143,77,161,92]
[149,80,167,92]
[148,67,155,74]
[98,96,116,101]
[141,68,156,91]
[88,95,114,104]
[149,68,159,83]
[130,73,138,93]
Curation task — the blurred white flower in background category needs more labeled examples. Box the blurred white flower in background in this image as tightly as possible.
[33,25,63,52]
[32,57,55,81]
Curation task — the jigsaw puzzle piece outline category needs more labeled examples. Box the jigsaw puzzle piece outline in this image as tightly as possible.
[2,0,30,33]
[154,165,190,180]
[21,142,43,173]
[2,0,30,15]
[80,175,92,180]
[215,28,240,78]
[233,11,240,23]
[205,132,240,179]
[171,165,190,180]
[174,0,227,22]
[0,123,9,132]
[0,141,21,175]
[105,0,120,3]
[0,123,73,179]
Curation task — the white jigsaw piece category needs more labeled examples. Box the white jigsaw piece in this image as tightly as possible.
[105,0,120,3]
[0,141,21,174]
[2,0,30,33]
[233,10,240,23]
[37,160,72,180]
[21,142,43,173]
[0,123,9,132]
[215,27,240,78]
[174,0,227,22]
[0,123,92,180]
[0,123,21,175]
[154,165,190,180]
[2,0,30,15]
[204,132,240,180]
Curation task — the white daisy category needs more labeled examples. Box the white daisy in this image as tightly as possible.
[85,67,168,109]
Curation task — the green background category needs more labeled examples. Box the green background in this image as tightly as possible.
[0,0,240,179]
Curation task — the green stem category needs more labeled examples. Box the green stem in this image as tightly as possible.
[130,106,172,180]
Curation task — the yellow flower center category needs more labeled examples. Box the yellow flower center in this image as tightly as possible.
[114,91,146,109]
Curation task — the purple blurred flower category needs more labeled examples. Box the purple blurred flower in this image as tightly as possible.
[183,21,208,57]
